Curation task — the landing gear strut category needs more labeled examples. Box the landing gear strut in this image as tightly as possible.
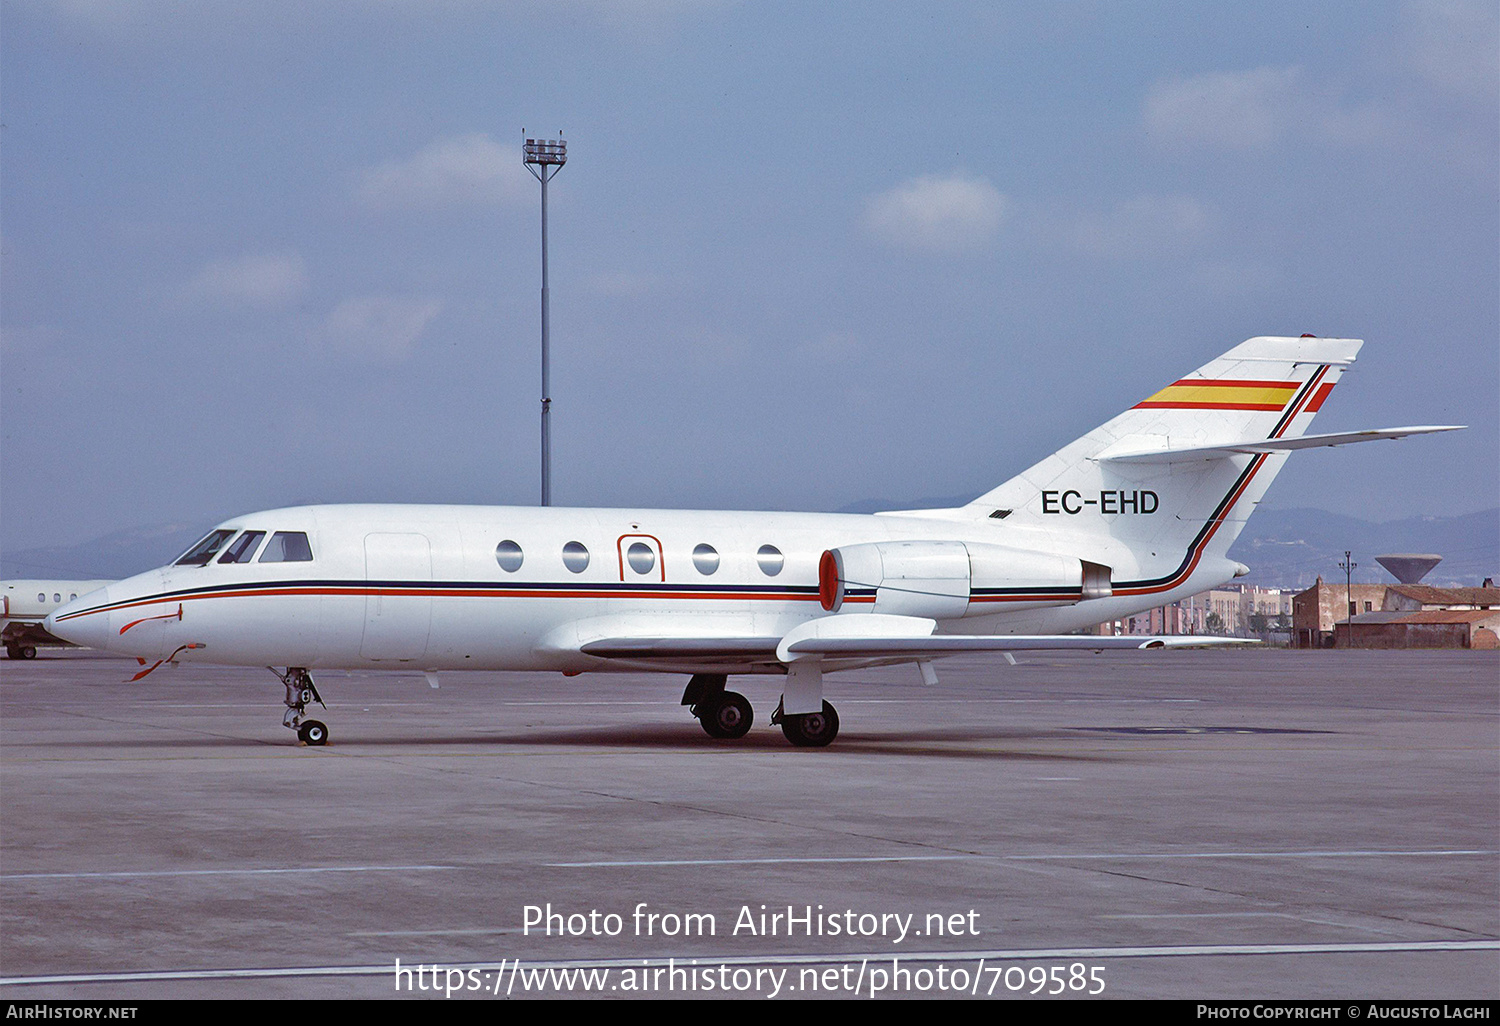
[273,667,328,746]
[682,673,754,740]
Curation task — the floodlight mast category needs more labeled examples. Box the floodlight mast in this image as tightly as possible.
[1339,550,1357,625]
[523,135,567,506]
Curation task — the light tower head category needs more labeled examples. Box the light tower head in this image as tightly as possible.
[524,138,567,179]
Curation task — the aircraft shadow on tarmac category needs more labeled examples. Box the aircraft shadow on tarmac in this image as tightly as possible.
[18,721,1122,761]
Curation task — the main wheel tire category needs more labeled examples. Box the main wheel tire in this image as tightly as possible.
[697,691,753,740]
[694,704,720,738]
[18,645,36,660]
[4,645,20,660]
[298,720,329,746]
[780,701,840,747]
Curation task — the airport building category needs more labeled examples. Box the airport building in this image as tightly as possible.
[1293,578,1500,649]
[1104,574,1500,649]
[1291,578,1393,648]
[1111,585,1294,640]
[1333,608,1500,650]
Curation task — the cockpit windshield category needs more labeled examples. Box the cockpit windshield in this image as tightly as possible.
[218,531,267,564]
[175,529,237,567]
[258,531,313,562]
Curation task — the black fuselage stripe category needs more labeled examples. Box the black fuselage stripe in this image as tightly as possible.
[63,578,1094,620]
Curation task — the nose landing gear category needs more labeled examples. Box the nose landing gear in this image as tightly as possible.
[272,667,328,746]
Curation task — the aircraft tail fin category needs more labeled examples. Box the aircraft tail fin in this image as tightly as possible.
[955,336,1368,593]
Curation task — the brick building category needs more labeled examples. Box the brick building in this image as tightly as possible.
[1292,577,1389,648]
[1335,609,1500,649]
[1295,579,1500,649]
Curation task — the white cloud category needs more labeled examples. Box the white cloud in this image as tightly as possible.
[1403,0,1499,99]
[862,173,1007,252]
[183,251,308,309]
[1144,66,1396,151]
[320,296,443,361]
[1056,195,1214,259]
[357,133,531,212]
[1144,66,1301,150]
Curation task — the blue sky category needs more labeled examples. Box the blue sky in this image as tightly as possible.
[2,0,1496,551]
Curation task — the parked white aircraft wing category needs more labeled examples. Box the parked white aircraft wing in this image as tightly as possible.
[580,638,781,658]
[578,628,1249,673]
[783,635,1255,655]
[770,612,1250,663]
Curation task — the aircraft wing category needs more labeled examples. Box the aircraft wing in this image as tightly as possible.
[576,613,1252,670]
[580,638,781,659]
[783,635,1252,655]
[1098,425,1464,464]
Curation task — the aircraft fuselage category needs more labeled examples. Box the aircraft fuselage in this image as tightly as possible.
[47,503,1231,676]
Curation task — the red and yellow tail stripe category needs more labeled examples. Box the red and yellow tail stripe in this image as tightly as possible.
[1134,378,1302,412]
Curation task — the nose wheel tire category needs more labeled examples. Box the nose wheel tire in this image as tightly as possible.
[778,701,840,747]
[695,691,753,739]
[297,719,329,746]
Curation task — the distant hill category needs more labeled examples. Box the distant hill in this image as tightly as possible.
[1,523,205,580]
[4,506,1494,589]
[1226,507,1496,589]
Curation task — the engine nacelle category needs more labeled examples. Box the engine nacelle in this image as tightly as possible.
[819,540,1110,619]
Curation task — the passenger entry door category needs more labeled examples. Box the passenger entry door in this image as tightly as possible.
[617,533,665,582]
[361,533,432,661]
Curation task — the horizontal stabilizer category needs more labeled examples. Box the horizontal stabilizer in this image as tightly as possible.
[1098,425,1464,464]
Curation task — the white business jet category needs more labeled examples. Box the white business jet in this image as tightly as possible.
[2,580,116,658]
[46,336,1459,747]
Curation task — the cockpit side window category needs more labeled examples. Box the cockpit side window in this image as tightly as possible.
[218,531,267,564]
[258,531,314,563]
[176,529,237,567]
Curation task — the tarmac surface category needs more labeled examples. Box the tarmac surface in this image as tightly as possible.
[1,647,1496,1000]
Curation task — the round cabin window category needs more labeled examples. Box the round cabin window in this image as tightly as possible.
[756,544,784,577]
[692,543,720,575]
[495,540,524,572]
[626,541,656,575]
[562,541,590,573]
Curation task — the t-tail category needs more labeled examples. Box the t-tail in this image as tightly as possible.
[926,336,1461,603]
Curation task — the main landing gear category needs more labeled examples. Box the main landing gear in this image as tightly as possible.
[681,672,841,747]
[771,698,840,748]
[5,644,37,660]
[273,667,329,746]
[682,673,753,739]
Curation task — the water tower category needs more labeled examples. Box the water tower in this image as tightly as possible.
[1375,554,1443,585]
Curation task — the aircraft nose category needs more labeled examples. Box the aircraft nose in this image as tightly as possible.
[45,586,114,650]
